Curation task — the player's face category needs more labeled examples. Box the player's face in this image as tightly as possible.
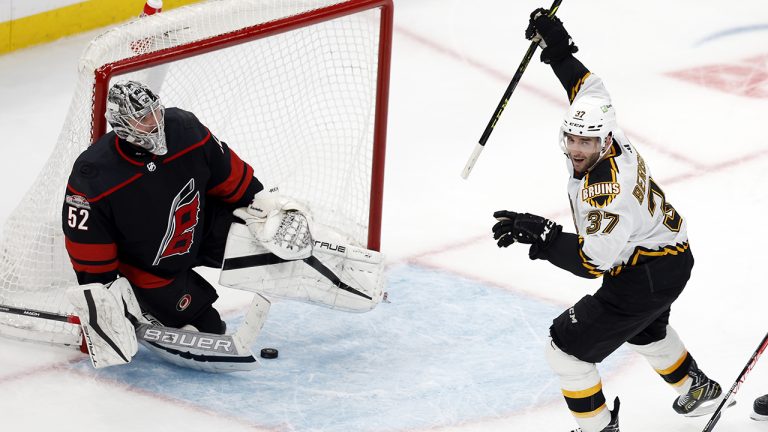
[564,133,602,175]
[128,107,164,134]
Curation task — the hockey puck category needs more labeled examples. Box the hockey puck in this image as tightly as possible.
[260,348,278,359]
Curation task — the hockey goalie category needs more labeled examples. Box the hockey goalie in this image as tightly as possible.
[66,188,385,373]
[58,75,385,373]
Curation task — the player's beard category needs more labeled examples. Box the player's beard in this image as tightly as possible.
[570,150,601,176]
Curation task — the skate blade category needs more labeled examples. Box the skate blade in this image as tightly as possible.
[683,397,737,418]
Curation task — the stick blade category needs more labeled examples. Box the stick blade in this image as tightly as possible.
[461,143,485,179]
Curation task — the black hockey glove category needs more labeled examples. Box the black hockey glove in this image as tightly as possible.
[492,210,562,250]
[525,8,578,64]
[492,210,521,247]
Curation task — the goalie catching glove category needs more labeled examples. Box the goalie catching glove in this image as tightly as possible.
[234,187,312,260]
[221,223,385,312]
[66,278,142,369]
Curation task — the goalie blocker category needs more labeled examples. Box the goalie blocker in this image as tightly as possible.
[220,219,385,313]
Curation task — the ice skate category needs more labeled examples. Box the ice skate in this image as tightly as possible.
[672,362,734,417]
[751,394,768,421]
[570,397,620,432]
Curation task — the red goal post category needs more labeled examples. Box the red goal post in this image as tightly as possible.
[0,0,393,347]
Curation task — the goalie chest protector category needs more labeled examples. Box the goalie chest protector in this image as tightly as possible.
[63,108,263,287]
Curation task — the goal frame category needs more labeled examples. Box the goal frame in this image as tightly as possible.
[0,0,393,350]
[91,0,393,251]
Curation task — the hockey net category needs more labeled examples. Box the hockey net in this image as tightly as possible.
[0,0,392,347]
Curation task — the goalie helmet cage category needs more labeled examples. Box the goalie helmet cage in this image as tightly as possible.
[0,0,393,347]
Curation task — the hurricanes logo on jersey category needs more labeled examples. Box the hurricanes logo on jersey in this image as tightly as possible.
[153,179,201,265]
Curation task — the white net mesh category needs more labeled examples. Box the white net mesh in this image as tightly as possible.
[0,0,389,344]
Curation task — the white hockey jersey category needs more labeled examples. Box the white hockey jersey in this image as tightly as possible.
[567,75,688,275]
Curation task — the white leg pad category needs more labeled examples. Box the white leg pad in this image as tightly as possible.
[545,336,610,432]
[628,325,690,394]
[219,223,384,312]
[66,278,141,369]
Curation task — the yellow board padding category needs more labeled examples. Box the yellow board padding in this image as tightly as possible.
[0,0,202,54]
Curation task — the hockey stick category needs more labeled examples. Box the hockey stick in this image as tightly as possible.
[0,299,270,372]
[0,303,80,324]
[0,303,85,349]
[461,0,563,179]
[701,330,768,432]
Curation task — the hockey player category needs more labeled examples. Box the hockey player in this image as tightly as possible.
[62,80,265,366]
[63,81,385,371]
[490,10,729,432]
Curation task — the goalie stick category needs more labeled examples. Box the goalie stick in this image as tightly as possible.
[461,0,563,179]
[0,303,85,349]
[0,303,80,325]
[701,330,768,432]
[0,297,269,373]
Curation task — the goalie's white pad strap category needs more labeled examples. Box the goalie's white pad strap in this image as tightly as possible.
[66,278,140,368]
[219,223,385,312]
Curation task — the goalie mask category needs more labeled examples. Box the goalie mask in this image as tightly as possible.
[105,80,167,155]
[559,96,617,175]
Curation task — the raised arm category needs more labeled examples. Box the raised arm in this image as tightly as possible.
[525,8,590,103]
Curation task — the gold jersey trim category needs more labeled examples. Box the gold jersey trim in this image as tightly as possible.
[578,236,604,278]
[608,242,690,276]
[570,72,592,103]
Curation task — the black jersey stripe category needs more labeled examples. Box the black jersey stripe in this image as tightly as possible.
[69,256,118,267]
[71,260,119,274]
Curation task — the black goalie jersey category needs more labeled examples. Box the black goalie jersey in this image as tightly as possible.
[63,107,263,289]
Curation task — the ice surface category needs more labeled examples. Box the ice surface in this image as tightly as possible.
[1,1,767,431]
